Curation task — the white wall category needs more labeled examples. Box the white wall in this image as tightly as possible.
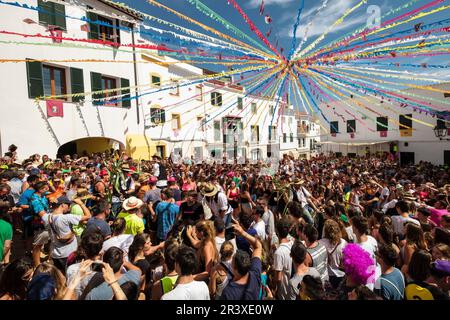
[0,0,141,159]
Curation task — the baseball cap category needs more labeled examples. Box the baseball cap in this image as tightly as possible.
[149,176,158,183]
[168,176,176,182]
[431,260,450,277]
[56,196,72,205]
[30,168,41,175]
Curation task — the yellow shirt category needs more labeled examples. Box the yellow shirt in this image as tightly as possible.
[117,211,145,235]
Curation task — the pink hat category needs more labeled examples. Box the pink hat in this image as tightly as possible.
[149,176,158,183]
[168,176,176,182]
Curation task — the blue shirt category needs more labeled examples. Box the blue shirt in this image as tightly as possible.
[379,268,405,300]
[30,193,49,216]
[236,228,257,255]
[18,189,35,221]
[221,257,262,300]
[156,202,179,240]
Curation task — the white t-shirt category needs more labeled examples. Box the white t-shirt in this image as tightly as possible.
[102,234,134,257]
[262,210,275,239]
[345,226,355,243]
[391,215,420,236]
[161,280,210,300]
[274,240,293,300]
[215,236,237,257]
[205,192,231,217]
[318,238,347,277]
[251,219,267,241]
[357,235,381,291]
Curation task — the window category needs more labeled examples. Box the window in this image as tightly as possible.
[195,85,203,101]
[214,120,221,141]
[211,92,222,106]
[268,126,277,142]
[346,119,356,133]
[151,74,161,87]
[101,76,117,106]
[399,114,412,130]
[251,103,257,114]
[86,11,120,44]
[330,121,339,134]
[169,80,179,95]
[70,67,84,103]
[90,72,128,107]
[290,133,294,142]
[150,107,165,124]
[38,0,66,30]
[237,97,243,110]
[172,114,181,130]
[283,133,287,143]
[377,116,388,131]
[251,125,259,142]
[43,65,67,99]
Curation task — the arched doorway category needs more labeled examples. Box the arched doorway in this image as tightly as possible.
[57,137,124,158]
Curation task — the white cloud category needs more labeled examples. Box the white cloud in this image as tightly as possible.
[247,0,296,9]
[277,0,367,39]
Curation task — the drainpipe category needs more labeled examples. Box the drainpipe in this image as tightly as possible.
[131,24,140,124]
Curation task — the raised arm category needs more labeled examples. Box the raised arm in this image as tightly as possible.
[232,221,262,259]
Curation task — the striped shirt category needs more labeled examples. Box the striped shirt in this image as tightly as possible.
[307,242,329,283]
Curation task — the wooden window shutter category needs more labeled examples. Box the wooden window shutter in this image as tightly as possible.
[70,68,84,102]
[120,78,131,108]
[115,19,121,45]
[90,72,103,105]
[37,0,53,26]
[26,59,43,98]
[53,2,66,30]
[87,12,99,40]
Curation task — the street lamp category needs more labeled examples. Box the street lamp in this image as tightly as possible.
[434,124,449,140]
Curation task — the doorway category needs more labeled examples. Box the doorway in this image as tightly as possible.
[444,150,450,166]
[400,152,415,166]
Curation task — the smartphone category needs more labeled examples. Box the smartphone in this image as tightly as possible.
[225,226,235,241]
[91,262,103,272]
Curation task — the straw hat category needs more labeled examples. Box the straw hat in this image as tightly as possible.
[200,183,219,197]
[122,196,144,211]
[75,188,94,201]
[292,178,305,185]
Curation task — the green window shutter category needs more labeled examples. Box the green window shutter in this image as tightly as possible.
[90,72,103,105]
[53,2,66,30]
[37,0,52,26]
[87,12,99,40]
[70,68,84,102]
[115,19,121,45]
[26,59,43,99]
[120,78,130,108]
[161,110,166,123]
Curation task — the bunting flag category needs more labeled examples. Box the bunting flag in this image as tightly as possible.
[46,100,64,118]
[1,0,449,136]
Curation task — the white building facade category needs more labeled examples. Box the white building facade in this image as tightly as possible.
[0,0,310,162]
[0,0,145,159]
[318,83,450,165]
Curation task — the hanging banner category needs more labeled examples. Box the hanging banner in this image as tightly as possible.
[46,100,64,118]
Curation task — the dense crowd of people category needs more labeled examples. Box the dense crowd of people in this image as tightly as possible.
[0,144,449,300]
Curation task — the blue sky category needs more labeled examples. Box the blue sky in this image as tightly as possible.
[119,0,449,81]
